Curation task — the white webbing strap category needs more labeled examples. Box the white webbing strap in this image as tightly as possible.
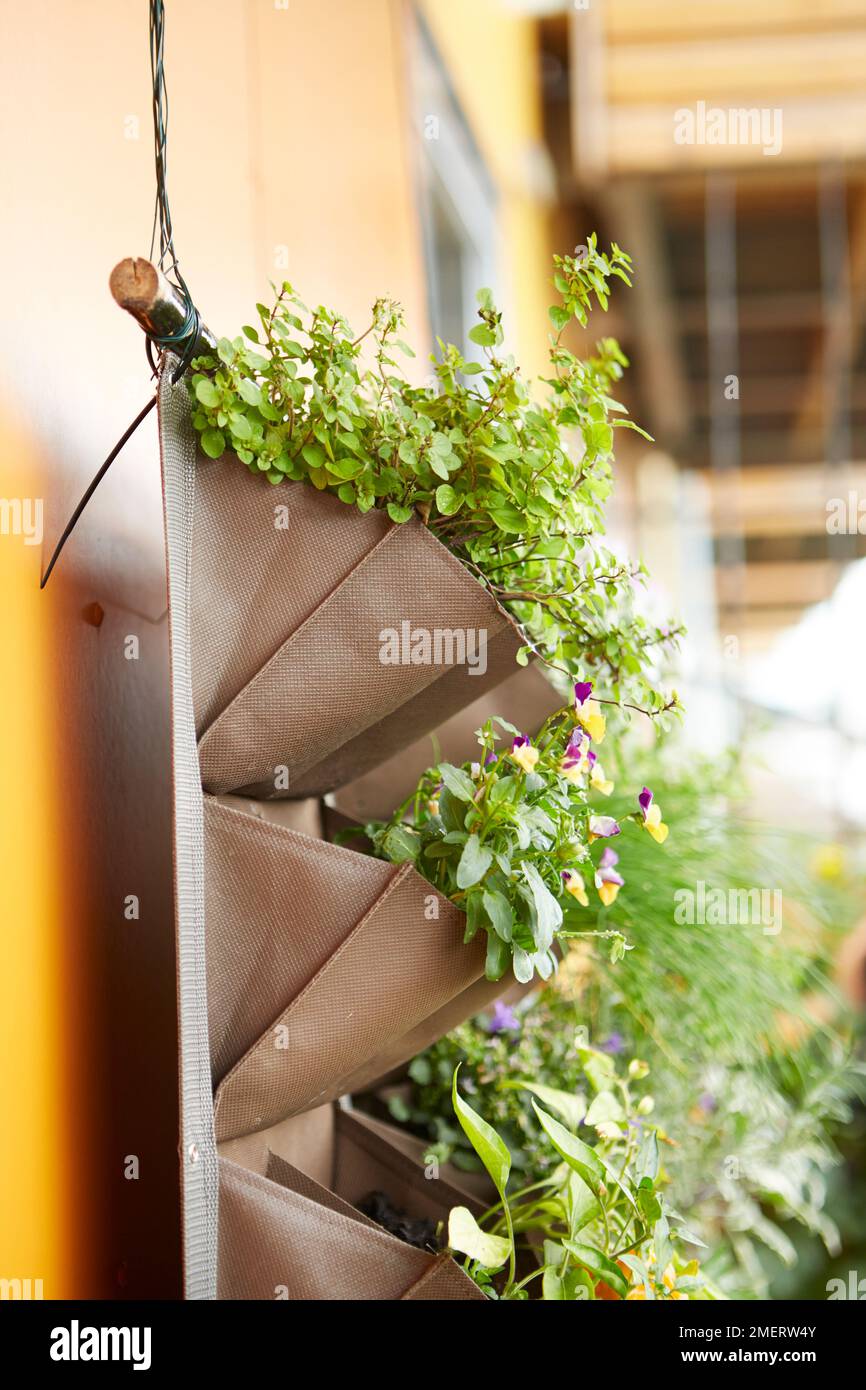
[158,358,218,1299]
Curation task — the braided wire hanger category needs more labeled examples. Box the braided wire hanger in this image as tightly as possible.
[42,0,202,588]
[146,0,201,381]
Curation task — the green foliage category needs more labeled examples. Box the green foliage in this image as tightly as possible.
[442,1063,716,1300]
[382,749,866,1296]
[364,703,668,982]
[188,236,680,713]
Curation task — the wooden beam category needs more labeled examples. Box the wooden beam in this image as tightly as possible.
[676,291,822,333]
[600,97,866,173]
[794,185,866,444]
[606,31,866,105]
[698,462,866,535]
[604,0,866,45]
[717,558,840,607]
[605,182,693,446]
[691,374,866,417]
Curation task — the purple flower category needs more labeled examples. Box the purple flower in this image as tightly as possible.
[599,846,619,870]
[596,865,624,887]
[488,1000,520,1034]
[512,734,530,750]
[484,750,498,766]
[587,749,597,768]
[588,815,621,840]
[562,730,587,769]
[574,680,594,706]
[698,1091,717,1114]
[599,1033,625,1055]
[638,786,653,813]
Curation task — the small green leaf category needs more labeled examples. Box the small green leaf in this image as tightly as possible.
[532,1101,605,1191]
[562,1241,628,1299]
[484,932,511,981]
[200,429,225,459]
[386,502,413,524]
[585,1090,625,1127]
[237,378,262,408]
[635,1129,660,1185]
[435,483,461,515]
[504,1080,586,1132]
[438,764,476,802]
[456,834,493,889]
[301,442,326,469]
[452,1067,511,1198]
[482,890,513,942]
[468,323,496,347]
[229,413,253,441]
[195,379,220,408]
[381,824,421,863]
[520,862,562,953]
[488,504,525,534]
[447,1206,511,1269]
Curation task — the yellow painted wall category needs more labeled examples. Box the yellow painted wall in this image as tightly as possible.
[419,0,556,382]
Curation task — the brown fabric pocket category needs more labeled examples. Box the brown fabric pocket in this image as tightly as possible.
[191,454,523,798]
[218,1146,485,1300]
[331,1108,485,1222]
[206,796,508,1141]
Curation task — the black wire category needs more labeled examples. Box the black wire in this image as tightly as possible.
[148,0,200,374]
[39,397,157,590]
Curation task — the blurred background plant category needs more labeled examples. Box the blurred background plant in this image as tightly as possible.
[373,743,866,1298]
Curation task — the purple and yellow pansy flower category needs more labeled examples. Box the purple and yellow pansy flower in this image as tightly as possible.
[587,749,614,796]
[560,729,590,784]
[595,846,624,907]
[588,814,621,844]
[638,786,669,844]
[574,680,606,744]
[561,868,589,906]
[510,733,540,774]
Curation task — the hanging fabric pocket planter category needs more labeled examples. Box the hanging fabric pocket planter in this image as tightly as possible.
[205,796,509,1143]
[219,1147,484,1301]
[191,453,525,799]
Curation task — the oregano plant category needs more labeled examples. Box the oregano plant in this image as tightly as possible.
[188,235,682,720]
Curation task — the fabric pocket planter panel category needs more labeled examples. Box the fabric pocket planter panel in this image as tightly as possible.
[191,454,524,799]
[218,1136,484,1300]
[205,796,508,1142]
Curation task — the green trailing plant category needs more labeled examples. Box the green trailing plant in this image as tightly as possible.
[442,1064,717,1301]
[361,699,671,983]
[187,236,681,714]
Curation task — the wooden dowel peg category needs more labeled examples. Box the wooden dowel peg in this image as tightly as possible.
[109,257,216,356]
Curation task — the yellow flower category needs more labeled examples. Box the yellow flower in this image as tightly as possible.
[643,803,669,844]
[562,870,589,906]
[509,737,539,774]
[559,758,585,785]
[662,1263,685,1298]
[590,762,614,796]
[427,798,440,816]
[596,878,620,907]
[811,844,845,881]
[575,699,606,744]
